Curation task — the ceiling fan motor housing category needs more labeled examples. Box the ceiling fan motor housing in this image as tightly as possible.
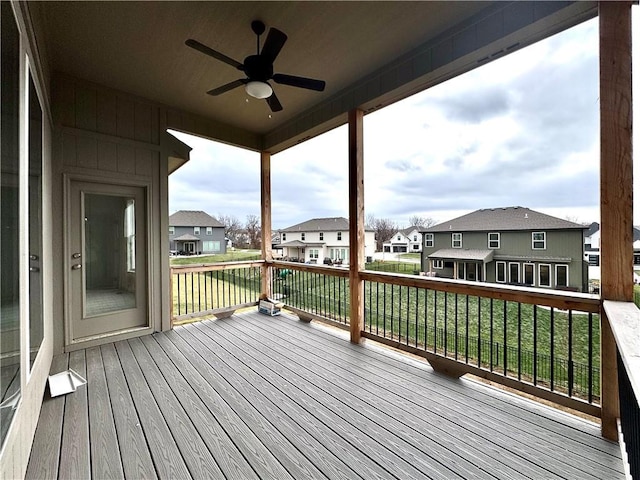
[244,55,273,82]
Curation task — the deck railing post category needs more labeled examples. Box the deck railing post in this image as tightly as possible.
[348,108,365,343]
[599,0,633,441]
[260,151,273,300]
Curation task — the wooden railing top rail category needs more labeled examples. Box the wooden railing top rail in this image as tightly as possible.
[171,260,265,274]
[270,260,350,278]
[361,270,601,313]
[603,300,640,407]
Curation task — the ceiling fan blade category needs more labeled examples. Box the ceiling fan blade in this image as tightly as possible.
[185,39,243,70]
[206,79,247,96]
[266,91,283,112]
[260,28,287,64]
[273,73,325,92]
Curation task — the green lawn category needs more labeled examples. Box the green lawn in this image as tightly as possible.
[171,250,261,265]
[397,253,422,261]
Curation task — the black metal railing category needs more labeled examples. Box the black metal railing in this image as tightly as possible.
[363,283,600,404]
[171,261,263,323]
[365,261,420,275]
[271,264,350,325]
[618,351,638,480]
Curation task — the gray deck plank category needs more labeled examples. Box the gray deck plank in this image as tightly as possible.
[114,340,191,480]
[166,327,331,480]
[213,316,532,479]
[150,333,296,480]
[58,350,90,479]
[188,321,411,480]
[138,334,260,480]
[127,337,225,478]
[236,313,610,478]
[100,343,157,480]
[27,311,625,480]
[85,346,124,479]
[251,312,624,478]
[25,354,68,480]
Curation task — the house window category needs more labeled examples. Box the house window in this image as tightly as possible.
[412,244,419,250]
[309,249,319,259]
[488,232,500,249]
[425,233,434,248]
[319,232,324,241]
[397,235,401,241]
[337,232,342,241]
[433,259,444,269]
[532,231,546,249]
[539,264,551,287]
[282,233,286,241]
[509,263,520,283]
[556,265,569,288]
[588,254,599,266]
[194,226,200,235]
[301,232,305,241]
[413,234,417,241]
[125,200,136,272]
[206,227,212,235]
[523,263,535,286]
[203,241,221,252]
[169,226,175,234]
[496,262,506,283]
[452,233,462,248]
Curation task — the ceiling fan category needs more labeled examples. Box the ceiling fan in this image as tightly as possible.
[186,20,326,112]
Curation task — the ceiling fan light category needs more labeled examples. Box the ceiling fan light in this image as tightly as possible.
[245,81,272,99]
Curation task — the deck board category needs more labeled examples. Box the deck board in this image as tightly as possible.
[86,346,125,479]
[238,312,624,478]
[27,311,625,479]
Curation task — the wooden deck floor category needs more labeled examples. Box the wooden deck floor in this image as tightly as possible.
[26,311,624,479]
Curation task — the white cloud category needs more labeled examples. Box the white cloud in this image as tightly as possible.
[169,14,636,230]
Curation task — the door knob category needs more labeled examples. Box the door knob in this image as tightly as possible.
[71,264,82,270]
[72,253,82,259]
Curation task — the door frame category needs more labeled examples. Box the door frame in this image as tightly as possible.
[63,173,155,350]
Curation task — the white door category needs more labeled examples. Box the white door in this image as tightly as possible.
[68,181,148,342]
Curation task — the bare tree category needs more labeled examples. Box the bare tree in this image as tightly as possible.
[408,215,436,229]
[373,218,397,251]
[245,214,261,250]
[217,214,242,245]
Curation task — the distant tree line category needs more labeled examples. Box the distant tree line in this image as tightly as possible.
[217,214,262,249]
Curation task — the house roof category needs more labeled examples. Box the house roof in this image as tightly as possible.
[173,233,201,241]
[280,240,324,248]
[424,207,585,233]
[30,2,596,154]
[169,210,224,228]
[428,249,494,263]
[281,217,373,233]
[584,222,600,237]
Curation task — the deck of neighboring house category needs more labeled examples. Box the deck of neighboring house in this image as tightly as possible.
[26,311,625,479]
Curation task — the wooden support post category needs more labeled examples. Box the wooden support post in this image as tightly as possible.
[260,151,273,300]
[348,109,365,343]
[599,0,632,441]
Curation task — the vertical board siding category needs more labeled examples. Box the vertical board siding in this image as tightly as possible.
[96,91,118,136]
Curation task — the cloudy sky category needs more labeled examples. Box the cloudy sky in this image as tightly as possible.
[169,11,638,230]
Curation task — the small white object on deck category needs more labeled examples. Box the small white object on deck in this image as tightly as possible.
[48,369,87,397]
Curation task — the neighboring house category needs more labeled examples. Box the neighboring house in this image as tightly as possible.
[272,230,284,259]
[582,223,640,280]
[421,207,587,292]
[169,210,226,255]
[383,227,423,253]
[279,217,376,263]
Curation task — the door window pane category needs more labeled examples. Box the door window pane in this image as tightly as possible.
[29,72,44,369]
[1,0,21,446]
[523,264,534,286]
[84,194,137,317]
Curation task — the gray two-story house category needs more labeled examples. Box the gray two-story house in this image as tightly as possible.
[421,207,587,292]
[169,210,226,255]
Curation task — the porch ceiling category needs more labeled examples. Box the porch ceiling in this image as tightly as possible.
[30,1,596,153]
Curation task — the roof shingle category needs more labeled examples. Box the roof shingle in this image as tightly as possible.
[169,210,224,227]
[424,207,585,233]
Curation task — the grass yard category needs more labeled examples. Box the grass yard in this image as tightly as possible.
[397,253,422,261]
[171,250,261,266]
